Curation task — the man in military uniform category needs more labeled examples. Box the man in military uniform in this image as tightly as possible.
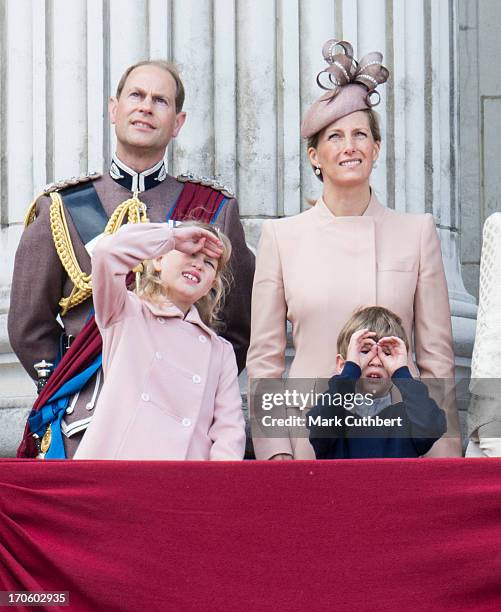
[9,60,254,458]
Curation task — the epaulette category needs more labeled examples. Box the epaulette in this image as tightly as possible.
[177,172,235,199]
[24,172,102,227]
[42,171,102,195]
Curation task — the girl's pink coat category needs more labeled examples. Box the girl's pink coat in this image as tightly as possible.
[74,223,246,460]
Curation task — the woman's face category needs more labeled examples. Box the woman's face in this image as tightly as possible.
[308,111,380,189]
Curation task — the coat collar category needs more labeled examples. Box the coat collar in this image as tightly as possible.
[314,189,385,221]
[110,155,167,193]
[141,298,217,338]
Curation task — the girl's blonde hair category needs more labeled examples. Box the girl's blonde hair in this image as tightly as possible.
[136,221,233,331]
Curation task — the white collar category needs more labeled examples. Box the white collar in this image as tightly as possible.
[110,155,167,193]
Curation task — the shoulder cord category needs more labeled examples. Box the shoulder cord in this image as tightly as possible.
[48,191,149,315]
[23,197,39,228]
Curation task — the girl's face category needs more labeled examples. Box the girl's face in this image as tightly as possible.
[153,249,218,313]
[308,110,380,189]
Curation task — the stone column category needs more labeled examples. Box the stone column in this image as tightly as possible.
[0,0,37,457]
[172,0,214,176]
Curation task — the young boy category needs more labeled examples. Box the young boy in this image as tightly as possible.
[307,306,447,459]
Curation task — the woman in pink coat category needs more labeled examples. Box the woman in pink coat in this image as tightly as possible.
[247,40,460,460]
[74,222,246,460]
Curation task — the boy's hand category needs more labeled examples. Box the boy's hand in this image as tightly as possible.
[377,336,408,376]
[173,227,224,259]
[346,329,378,370]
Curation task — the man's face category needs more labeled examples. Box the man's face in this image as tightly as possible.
[109,65,186,160]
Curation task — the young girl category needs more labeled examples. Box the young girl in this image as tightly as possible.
[74,221,246,460]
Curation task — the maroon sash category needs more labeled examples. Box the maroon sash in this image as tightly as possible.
[170,182,226,222]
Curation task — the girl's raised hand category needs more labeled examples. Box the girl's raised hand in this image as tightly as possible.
[172,227,224,259]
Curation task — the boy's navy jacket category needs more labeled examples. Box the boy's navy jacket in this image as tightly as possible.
[307,361,447,459]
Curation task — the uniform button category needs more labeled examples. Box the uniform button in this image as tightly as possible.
[182,418,192,427]
[192,374,201,384]
[155,351,162,360]
[157,317,165,325]
[141,393,150,402]
[198,335,207,343]
[66,406,74,415]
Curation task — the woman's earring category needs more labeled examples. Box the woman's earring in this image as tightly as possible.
[315,167,321,176]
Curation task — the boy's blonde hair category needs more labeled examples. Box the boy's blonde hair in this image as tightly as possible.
[337,306,409,358]
[136,221,232,331]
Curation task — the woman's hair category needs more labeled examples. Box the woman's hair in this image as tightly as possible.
[337,305,409,359]
[307,108,381,183]
[136,221,233,331]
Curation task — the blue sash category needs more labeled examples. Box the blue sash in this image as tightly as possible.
[29,355,102,459]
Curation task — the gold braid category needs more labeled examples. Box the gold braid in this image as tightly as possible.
[24,196,41,227]
[49,191,149,315]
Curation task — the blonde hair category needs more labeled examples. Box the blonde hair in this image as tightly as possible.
[136,221,232,331]
[337,306,409,359]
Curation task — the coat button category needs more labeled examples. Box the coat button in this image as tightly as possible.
[182,418,192,427]
[157,317,165,325]
[198,335,207,343]
[155,351,162,360]
[192,374,201,384]
[141,393,150,401]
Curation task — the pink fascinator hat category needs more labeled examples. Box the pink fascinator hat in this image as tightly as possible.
[301,40,389,139]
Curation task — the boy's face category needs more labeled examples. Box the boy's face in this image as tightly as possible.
[357,347,393,397]
[336,347,392,397]
[336,329,409,397]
